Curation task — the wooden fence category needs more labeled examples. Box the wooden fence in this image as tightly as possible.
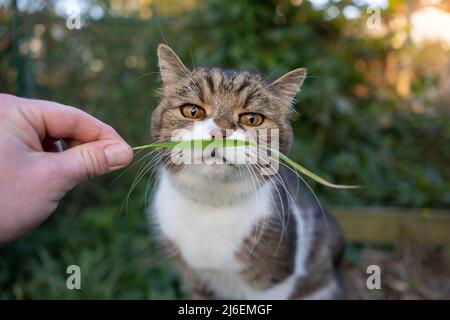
[333,207,450,245]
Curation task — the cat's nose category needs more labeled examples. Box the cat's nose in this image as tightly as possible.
[209,129,227,139]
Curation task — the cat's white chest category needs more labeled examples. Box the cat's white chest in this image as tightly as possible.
[152,170,304,299]
[153,170,273,271]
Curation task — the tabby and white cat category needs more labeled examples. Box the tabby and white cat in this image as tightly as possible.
[150,44,345,299]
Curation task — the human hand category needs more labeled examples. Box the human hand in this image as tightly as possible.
[0,94,133,244]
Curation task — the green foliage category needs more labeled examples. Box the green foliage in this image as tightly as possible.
[0,188,186,299]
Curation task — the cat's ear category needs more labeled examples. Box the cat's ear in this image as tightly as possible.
[157,44,190,85]
[270,68,307,102]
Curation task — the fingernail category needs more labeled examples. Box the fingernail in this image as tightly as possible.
[104,143,131,167]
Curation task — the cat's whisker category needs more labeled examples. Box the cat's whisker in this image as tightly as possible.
[241,163,266,255]
[133,71,161,83]
[121,148,172,216]
[255,151,330,234]
[144,153,177,215]
[143,154,170,214]
[120,155,158,216]
[110,148,153,185]
[247,157,291,255]
[249,153,307,257]
[245,156,289,255]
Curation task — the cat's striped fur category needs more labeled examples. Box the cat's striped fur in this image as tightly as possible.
[150,44,345,299]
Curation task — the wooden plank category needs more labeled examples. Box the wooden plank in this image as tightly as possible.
[331,207,450,245]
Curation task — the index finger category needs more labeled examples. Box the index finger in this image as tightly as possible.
[18,97,124,144]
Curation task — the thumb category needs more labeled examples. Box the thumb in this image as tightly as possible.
[53,140,133,185]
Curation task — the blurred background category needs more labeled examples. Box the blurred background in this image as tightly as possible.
[0,0,449,299]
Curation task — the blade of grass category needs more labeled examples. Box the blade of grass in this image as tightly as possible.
[132,138,250,151]
[274,151,359,189]
[132,138,359,189]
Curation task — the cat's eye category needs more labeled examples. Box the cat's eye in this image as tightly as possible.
[180,104,206,120]
[239,112,264,127]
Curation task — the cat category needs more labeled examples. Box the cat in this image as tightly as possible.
[150,44,345,299]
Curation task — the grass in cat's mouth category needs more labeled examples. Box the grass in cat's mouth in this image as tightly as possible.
[132,138,359,189]
[132,138,250,150]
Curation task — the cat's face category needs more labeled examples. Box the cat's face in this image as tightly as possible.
[151,44,306,182]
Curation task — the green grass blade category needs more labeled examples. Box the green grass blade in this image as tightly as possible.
[132,138,359,189]
[132,138,250,151]
[274,151,359,189]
